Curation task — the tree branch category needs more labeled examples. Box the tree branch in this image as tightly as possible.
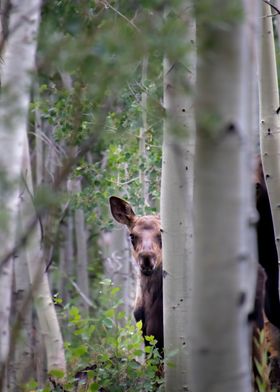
[262,0,280,16]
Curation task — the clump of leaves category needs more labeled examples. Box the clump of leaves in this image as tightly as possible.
[254,329,277,392]
[62,279,164,391]
[25,280,163,391]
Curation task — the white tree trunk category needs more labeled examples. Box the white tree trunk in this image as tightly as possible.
[0,0,42,388]
[101,227,133,317]
[259,2,280,260]
[139,56,150,209]
[32,313,47,387]
[59,244,68,303]
[35,101,44,186]
[20,135,66,377]
[240,1,260,351]
[0,257,13,391]
[258,3,280,382]
[160,8,195,390]
[65,214,74,278]
[67,177,90,316]
[191,2,257,391]
[9,233,33,389]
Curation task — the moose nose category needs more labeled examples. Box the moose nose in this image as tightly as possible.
[138,252,156,275]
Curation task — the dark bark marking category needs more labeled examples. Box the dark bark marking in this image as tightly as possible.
[238,292,246,306]
[227,123,236,133]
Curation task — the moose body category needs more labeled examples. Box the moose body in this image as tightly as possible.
[252,161,280,387]
[109,197,163,351]
[255,161,280,332]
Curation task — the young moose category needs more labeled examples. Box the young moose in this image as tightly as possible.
[109,196,163,351]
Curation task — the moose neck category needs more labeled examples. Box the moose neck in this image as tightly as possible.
[140,265,163,296]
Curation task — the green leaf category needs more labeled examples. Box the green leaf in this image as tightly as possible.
[74,328,84,336]
[104,308,115,318]
[145,346,152,354]
[117,311,126,320]
[136,320,143,330]
[133,349,143,356]
[90,382,99,391]
[102,317,114,328]
[48,369,65,379]
[111,286,120,295]
[72,346,88,357]
[69,306,80,317]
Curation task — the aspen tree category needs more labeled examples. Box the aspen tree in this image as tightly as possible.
[9,225,33,388]
[0,0,42,388]
[19,135,67,378]
[101,227,132,318]
[160,4,195,390]
[259,3,280,263]
[139,56,150,209]
[191,1,258,391]
[67,177,90,316]
[259,1,280,380]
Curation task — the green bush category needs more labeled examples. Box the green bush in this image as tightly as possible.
[63,279,164,391]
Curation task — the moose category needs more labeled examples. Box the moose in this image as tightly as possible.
[109,167,280,369]
[109,196,164,351]
[254,161,280,386]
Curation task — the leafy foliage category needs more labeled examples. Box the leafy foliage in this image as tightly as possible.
[254,329,277,392]
[43,280,163,391]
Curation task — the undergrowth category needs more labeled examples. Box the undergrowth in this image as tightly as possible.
[26,279,164,392]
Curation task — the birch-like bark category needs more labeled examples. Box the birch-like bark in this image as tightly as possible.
[20,135,66,377]
[191,2,257,391]
[9,232,33,389]
[35,101,44,186]
[259,3,280,380]
[34,318,47,388]
[0,0,42,388]
[160,7,195,390]
[101,227,132,318]
[0,256,13,392]
[139,56,150,209]
[240,0,260,331]
[67,177,89,316]
[65,214,74,278]
[259,3,280,259]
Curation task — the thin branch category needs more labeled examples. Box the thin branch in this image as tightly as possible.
[262,0,280,15]
[29,129,66,161]
[66,277,95,308]
[98,0,141,32]
[107,176,139,186]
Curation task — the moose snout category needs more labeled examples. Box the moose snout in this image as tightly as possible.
[138,252,156,275]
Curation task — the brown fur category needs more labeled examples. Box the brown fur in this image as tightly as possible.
[109,197,163,351]
[255,158,280,389]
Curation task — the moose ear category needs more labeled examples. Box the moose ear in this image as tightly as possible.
[109,196,136,227]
